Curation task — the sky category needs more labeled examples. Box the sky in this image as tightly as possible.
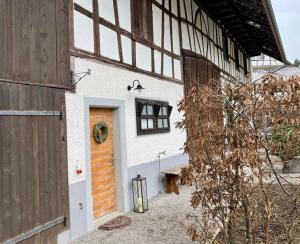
[271,0,300,63]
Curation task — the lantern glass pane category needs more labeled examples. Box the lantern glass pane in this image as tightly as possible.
[142,179,148,210]
[132,177,148,213]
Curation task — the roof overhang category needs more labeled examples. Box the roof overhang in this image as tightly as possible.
[196,0,287,63]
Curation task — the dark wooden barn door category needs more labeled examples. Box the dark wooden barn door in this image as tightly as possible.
[183,50,221,95]
[182,50,223,125]
[0,0,70,243]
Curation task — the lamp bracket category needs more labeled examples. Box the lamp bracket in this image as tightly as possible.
[71,69,92,88]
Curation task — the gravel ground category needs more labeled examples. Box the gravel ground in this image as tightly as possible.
[72,186,195,244]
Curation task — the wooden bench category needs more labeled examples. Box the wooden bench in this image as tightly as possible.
[161,164,189,195]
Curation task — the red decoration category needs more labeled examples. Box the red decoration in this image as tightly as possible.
[76,169,83,175]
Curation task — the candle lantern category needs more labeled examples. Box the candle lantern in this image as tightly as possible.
[132,174,148,213]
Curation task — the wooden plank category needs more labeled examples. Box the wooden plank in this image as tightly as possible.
[4,0,13,80]
[18,85,33,237]
[40,0,57,85]
[12,0,22,81]
[90,108,116,220]
[132,0,153,41]
[55,92,63,221]
[31,86,41,244]
[56,0,71,87]
[0,0,5,79]
[0,85,4,242]
[161,0,165,75]
[161,164,188,175]
[1,85,12,241]
[37,88,50,243]
[8,84,22,239]
[29,0,41,84]
[48,91,58,222]
[68,0,75,51]
[113,0,123,62]
[59,92,69,228]
[20,0,31,82]
[92,0,100,55]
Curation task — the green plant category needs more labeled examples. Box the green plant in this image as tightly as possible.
[270,124,300,161]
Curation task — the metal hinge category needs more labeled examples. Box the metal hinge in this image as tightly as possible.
[0,110,63,120]
[5,216,67,244]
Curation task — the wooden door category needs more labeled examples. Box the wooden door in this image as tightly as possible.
[89,108,116,220]
[183,50,223,125]
[182,50,221,96]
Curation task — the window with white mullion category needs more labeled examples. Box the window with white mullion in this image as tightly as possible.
[157,106,170,129]
[140,104,155,130]
[136,99,172,135]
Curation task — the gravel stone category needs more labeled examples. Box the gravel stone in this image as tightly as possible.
[72,186,195,244]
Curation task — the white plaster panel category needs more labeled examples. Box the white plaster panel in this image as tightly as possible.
[208,18,215,42]
[191,0,198,21]
[74,11,94,53]
[188,24,195,51]
[117,0,131,32]
[163,54,173,77]
[154,50,162,74]
[174,59,182,80]
[100,25,119,61]
[195,31,201,54]
[164,13,172,52]
[66,58,186,184]
[152,4,162,47]
[179,0,186,19]
[165,0,169,9]
[98,0,115,24]
[201,11,208,35]
[185,0,192,22]
[196,12,201,29]
[171,0,178,16]
[181,23,190,50]
[74,0,93,12]
[136,43,152,72]
[172,18,180,55]
[65,93,86,184]
[121,35,132,65]
[155,0,163,5]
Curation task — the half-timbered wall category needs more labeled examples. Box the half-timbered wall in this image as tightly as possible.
[0,0,70,243]
[70,0,251,82]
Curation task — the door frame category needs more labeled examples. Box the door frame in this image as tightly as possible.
[84,97,129,231]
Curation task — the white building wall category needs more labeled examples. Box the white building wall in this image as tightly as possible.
[66,57,186,185]
[73,0,251,82]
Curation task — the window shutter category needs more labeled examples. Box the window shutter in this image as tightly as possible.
[132,0,153,41]
[167,106,173,116]
[137,103,144,117]
[154,104,161,117]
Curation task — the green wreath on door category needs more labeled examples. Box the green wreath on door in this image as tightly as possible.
[93,121,109,144]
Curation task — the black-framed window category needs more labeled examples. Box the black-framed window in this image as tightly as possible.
[136,98,173,135]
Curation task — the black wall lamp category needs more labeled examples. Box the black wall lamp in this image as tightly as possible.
[127,80,145,92]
